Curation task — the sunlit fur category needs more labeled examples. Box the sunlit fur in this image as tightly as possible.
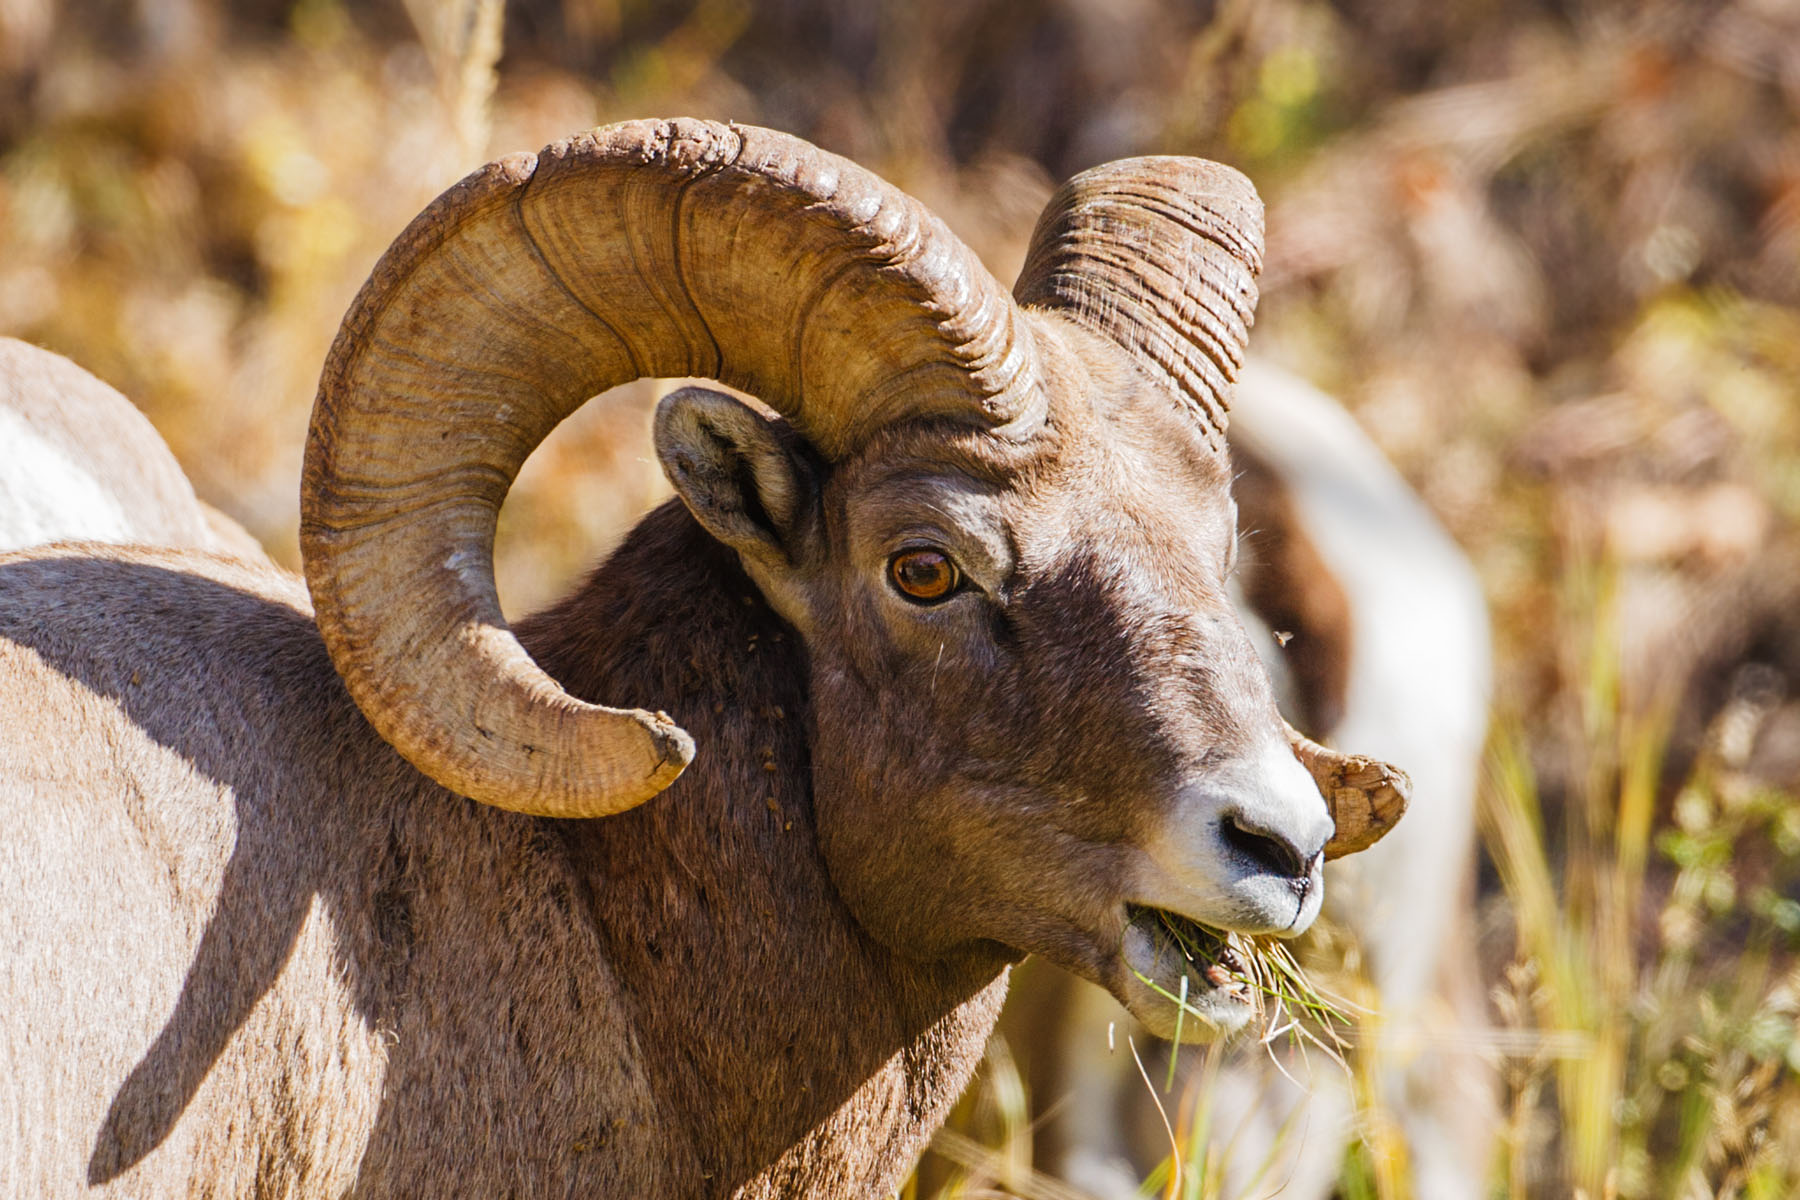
[0,339,214,555]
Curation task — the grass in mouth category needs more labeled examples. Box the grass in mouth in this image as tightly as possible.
[1131,907,1359,1084]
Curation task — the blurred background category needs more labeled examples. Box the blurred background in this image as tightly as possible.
[3,0,1798,1195]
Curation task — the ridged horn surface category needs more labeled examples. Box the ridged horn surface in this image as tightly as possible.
[301,118,1039,818]
[1283,721,1412,860]
[1013,156,1263,447]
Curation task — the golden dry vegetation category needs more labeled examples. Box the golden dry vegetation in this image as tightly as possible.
[4,0,1799,1195]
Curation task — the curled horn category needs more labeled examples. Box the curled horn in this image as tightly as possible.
[1285,721,1412,859]
[1013,156,1264,447]
[301,118,1041,819]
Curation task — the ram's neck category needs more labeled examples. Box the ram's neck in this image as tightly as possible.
[516,501,1009,1197]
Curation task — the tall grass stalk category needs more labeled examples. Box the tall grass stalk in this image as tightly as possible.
[1480,550,1654,1196]
[1483,551,1800,1198]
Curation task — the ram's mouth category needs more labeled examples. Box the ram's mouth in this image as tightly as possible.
[1116,903,1259,1042]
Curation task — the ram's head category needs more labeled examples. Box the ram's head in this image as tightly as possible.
[301,119,1407,1040]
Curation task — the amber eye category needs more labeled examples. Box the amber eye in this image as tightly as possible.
[888,548,960,604]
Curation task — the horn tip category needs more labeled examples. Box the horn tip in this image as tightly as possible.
[646,710,698,778]
[564,707,696,818]
[1320,760,1411,860]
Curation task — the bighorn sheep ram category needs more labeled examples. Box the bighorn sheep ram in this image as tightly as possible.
[1003,360,1495,1199]
[0,338,264,559]
[0,118,1408,1197]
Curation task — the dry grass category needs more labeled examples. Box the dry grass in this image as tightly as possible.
[1477,558,1800,1200]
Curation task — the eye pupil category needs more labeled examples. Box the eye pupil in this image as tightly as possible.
[890,549,958,602]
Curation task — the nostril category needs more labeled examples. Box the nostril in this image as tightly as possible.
[1220,815,1311,880]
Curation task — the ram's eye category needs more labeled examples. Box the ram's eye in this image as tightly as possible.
[889,548,960,604]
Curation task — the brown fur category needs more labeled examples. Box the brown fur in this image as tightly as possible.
[1232,443,1354,735]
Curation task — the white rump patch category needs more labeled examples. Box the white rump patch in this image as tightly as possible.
[0,408,137,552]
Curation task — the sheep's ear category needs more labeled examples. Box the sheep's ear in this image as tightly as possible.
[655,386,819,572]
